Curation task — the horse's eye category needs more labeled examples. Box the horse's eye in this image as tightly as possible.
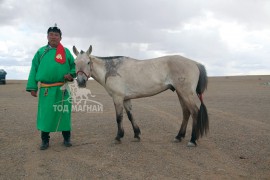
[88,62,90,65]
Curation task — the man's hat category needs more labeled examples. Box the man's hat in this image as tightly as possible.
[47,23,62,36]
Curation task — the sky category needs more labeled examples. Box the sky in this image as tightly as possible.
[0,0,270,79]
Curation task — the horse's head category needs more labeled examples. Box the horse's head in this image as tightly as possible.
[73,45,93,88]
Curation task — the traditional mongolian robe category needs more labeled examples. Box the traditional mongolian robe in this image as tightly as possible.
[26,45,76,132]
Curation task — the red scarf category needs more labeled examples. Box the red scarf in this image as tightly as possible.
[55,43,66,64]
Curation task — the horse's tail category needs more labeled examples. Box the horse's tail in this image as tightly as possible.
[196,63,208,95]
[195,63,209,138]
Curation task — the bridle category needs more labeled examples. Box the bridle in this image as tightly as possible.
[76,70,90,79]
[76,59,93,80]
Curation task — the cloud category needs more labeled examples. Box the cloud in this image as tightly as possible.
[205,0,270,29]
[0,0,269,79]
[0,65,30,80]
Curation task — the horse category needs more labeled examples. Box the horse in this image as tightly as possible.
[73,45,209,147]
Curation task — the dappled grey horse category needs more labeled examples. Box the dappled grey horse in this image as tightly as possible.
[73,45,209,146]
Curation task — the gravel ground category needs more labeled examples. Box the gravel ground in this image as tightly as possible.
[0,75,270,179]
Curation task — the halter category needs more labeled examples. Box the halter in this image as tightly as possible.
[76,60,93,80]
[76,70,90,79]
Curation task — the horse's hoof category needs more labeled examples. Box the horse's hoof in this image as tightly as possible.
[187,141,196,147]
[114,139,122,144]
[173,138,181,143]
[134,134,141,140]
[132,137,141,142]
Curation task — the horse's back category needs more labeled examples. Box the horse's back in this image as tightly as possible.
[120,55,200,88]
[133,55,200,79]
[118,55,200,82]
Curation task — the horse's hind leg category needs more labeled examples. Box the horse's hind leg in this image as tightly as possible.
[175,90,199,146]
[174,93,191,142]
[124,100,141,141]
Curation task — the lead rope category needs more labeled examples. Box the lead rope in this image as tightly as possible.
[55,80,67,132]
[52,81,69,152]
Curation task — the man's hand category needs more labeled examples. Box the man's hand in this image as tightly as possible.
[64,74,74,82]
[30,91,37,97]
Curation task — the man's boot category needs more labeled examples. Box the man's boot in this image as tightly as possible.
[62,131,72,147]
[40,131,50,150]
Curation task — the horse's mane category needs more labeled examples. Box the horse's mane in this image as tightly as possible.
[79,50,125,60]
[94,56,125,60]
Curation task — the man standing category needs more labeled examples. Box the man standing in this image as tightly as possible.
[26,25,76,150]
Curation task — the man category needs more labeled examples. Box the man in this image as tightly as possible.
[26,25,76,150]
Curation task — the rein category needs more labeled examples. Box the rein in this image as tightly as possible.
[56,79,68,132]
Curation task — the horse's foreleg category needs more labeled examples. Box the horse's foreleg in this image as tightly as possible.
[113,98,125,143]
[175,93,191,142]
[124,100,141,141]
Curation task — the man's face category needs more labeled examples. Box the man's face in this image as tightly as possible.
[47,32,61,48]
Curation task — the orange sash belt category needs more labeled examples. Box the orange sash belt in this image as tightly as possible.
[40,82,64,87]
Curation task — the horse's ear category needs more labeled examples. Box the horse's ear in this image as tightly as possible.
[73,46,79,56]
[86,45,92,56]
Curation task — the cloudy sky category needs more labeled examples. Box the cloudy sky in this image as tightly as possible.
[0,0,269,79]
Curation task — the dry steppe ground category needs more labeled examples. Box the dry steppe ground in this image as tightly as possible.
[0,76,270,179]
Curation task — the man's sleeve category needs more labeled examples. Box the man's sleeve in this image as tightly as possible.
[67,49,76,78]
[26,52,40,92]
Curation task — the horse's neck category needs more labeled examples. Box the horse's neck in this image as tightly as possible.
[91,57,106,85]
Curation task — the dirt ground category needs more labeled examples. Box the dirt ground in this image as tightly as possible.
[0,76,270,180]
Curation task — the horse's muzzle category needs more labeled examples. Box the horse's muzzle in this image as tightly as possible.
[76,77,87,88]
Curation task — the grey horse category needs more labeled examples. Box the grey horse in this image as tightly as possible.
[73,45,209,147]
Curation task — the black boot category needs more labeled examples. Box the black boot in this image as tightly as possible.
[40,131,50,150]
[62,131,72,147]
